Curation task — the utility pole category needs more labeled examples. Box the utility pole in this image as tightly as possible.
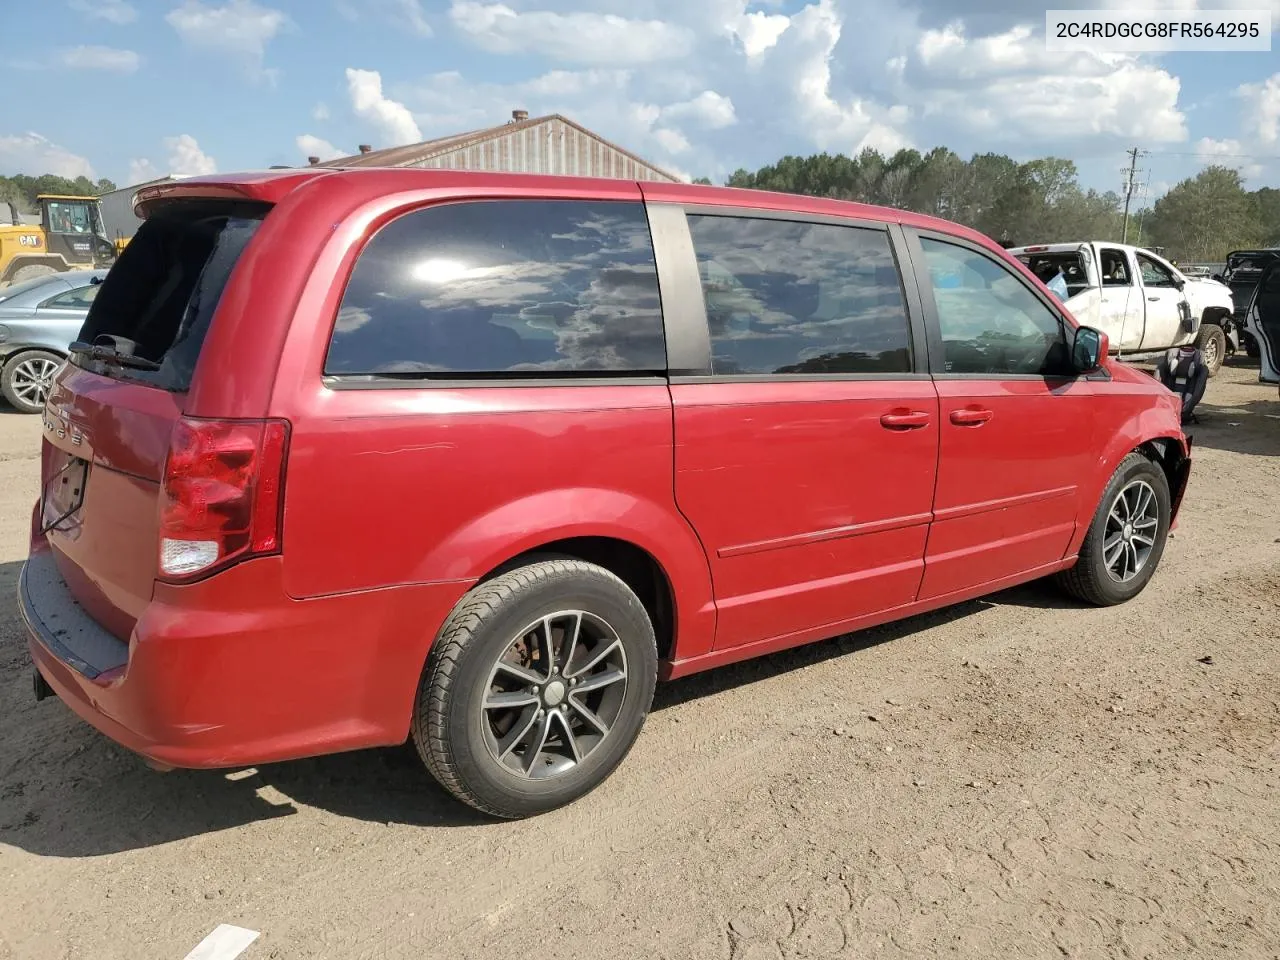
[1121,147,1144,243]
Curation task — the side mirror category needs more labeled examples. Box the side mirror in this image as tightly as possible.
[1072,325,1108,372]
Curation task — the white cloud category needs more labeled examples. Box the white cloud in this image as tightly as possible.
[662,91,737,130]
[130,135,217,183]
[59,45,140,73]
[0,132,95,179]
[652,128,692,154]
[1239,72,1280,146]
[449,1,696,64]
[729,9,791,57]
[346,67,422,146]
[336,0,434,36]
[905,21,1187,144]
[166,134,218,175]
[386,0,433,36]
[128,158,160,184]
[69,0,138,24]
[312,102,330,122]
[297,134,345,162]
[166,0,289,81]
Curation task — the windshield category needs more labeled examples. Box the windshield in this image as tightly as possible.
[46,200,109,241]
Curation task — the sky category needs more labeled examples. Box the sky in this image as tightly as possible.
[1,0,1278,205]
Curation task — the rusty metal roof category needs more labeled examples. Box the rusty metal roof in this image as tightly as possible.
[314,113,679,181]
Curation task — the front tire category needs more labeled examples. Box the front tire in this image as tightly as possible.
[2,349,63,414]
[1056,451,1171,606]
[1194,322,1226,376]
[413,559,658,819]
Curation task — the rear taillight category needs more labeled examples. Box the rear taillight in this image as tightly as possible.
[159,417,290,580]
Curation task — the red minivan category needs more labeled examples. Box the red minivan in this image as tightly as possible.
[21,169,1191,818]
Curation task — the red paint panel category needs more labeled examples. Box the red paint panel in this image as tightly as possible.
[919,378,1097,598]
[671,379,940,650]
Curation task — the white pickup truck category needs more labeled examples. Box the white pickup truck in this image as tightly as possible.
[1008,241,1237,375]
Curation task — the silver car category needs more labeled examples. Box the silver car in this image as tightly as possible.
[0,269,107,413]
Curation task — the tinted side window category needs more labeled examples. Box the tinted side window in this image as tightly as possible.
[920,237,1070,377]
[44,285,99,308]
[327,200,666,376]
[686,215,911,375]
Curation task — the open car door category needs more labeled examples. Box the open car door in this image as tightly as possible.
[1246,260,1280,387]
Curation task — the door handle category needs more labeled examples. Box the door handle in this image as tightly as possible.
[1148,296,1159,302]
[950,408,993,426]
[880,410,931,430]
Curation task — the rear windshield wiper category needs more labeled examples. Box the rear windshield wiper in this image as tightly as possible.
[69,340,162,371]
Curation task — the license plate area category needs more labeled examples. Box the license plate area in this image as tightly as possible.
[41,455,89,534]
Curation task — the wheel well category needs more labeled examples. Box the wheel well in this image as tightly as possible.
[0,255,68,284]
[1201,306,1231,325]
[1139,437,1187,492]
[479,537,676,661]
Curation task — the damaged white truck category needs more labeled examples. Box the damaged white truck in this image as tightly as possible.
[1008,241,1237,375]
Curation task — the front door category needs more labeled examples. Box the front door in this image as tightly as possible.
[664,209,940,650]
[906,230,1098,602]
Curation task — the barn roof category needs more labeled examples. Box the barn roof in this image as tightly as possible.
[314,112,680,181]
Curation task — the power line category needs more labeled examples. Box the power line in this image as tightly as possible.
[1144,150,1280,160]
[1121,146,1145,244]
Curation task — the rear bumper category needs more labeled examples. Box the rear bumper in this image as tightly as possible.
[21,548,471,768]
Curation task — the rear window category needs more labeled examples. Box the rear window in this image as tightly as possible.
[75,200,268,390]
[1016,252,1091,296]
[325,199,666,378]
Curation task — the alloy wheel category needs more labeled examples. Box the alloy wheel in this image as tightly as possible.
[1103,479,1160,583]
[11,357,59,410]
[482,610,629,779]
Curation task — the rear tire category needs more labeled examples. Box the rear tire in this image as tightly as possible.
[1194,323,1226,376]
[2,349,63,414]
[1056,451,1171,606]
[412,559,658,819]
[10,264,57,284]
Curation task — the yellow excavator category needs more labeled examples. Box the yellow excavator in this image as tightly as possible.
[0,194,119,287]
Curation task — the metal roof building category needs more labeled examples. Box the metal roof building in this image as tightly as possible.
[313,110,681,183]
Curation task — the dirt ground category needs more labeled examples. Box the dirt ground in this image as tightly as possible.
[1,361,1277,960]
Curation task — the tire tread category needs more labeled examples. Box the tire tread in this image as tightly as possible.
[1056,450,1165,606]
[412,559,651,819]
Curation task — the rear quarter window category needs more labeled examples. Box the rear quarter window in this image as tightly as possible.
[326,199,666,378]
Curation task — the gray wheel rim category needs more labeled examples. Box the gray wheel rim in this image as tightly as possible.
[11,357,59,408]
[1202,333,1219,370]
[482,610,629,780]
[1103,479,1159,583]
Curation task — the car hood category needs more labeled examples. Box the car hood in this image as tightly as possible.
[1185,276,1230,293]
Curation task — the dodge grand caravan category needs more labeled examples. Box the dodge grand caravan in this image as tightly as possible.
[21,169,1191,819]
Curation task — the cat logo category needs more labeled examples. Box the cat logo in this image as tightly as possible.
[18,235,43,248]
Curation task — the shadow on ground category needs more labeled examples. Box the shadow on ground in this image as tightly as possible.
[0,555,1089,857]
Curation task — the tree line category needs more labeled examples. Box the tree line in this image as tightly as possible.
[696,148,1280,263]
[0,174,119,215]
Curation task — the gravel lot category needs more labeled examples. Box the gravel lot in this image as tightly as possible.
[1,361,1277,960]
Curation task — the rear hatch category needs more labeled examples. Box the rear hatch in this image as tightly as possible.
[38,198,269,641]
